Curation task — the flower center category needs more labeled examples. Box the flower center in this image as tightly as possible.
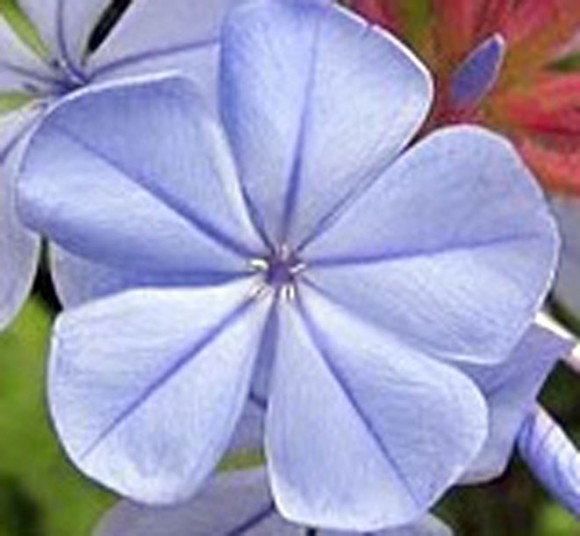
[251,245,305,299]
[49,59,88,96]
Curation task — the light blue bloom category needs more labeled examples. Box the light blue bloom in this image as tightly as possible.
[18,1,558,531]
[0,0,235,326]
[95,468,452,536]
[457,325,573,483]
[462,318,580,516]
[232,325,575,493]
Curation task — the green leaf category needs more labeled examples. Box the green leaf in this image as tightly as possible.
[533,502,580,536]
[0,92,34,114]
[0,0,48,59]
[0,299,114,536]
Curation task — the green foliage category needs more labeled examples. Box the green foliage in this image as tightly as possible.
[0,92,33,114]
[0,0,47,57]
[551,52,580,73]
[0,299,113,536]
[0,0,46,114]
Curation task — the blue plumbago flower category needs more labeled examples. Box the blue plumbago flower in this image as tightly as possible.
[0,0,235,326]
[95,468,452,536]
[518,405,580,517]
[231,323,580,517]
[513,318,580,516]
[456,325,573,484]
[228,324,577,500]
[18,1,559,531]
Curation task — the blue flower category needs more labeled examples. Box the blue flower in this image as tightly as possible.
[18,1,558,530]
[456,325,573,484]
[231,324,577,506]
[0,0,235,326]
[95,468,452,536]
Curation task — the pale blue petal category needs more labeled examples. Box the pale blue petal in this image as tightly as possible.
[228,307,277,452]
[0,18,55,93]
[551,196,580,316]
[228,397,265,453]
[95,469,300,536]
[49,245,240,308]
[49,279,271,504]
[450,34,505,108]
[305,126,558,365]
[49,245,143,308]
[518,407,580,516]
[96,468,451,536]
[266,286,486,530]
[88,0,235,108]
[0,107,42,327]
[322,514,453,535]
[459,326,572,483]
[19,0,109,70]
[18,75,262,278]
[221,1,432,245]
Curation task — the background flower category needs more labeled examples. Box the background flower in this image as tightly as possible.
[0,0,234,328]
[95,468,453,536]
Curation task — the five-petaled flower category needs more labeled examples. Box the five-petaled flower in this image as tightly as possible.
[17,1,559,531]
[0,0,234,326]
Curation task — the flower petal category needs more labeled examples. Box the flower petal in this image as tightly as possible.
[49,245,143,308]
[96,466,452,536]
[18,75,262,278]
[518,407,580,517]
[220,0,432,246]
[551,196,580,314]
[19,0,109,69]
[0,17,54,93]
[305,126,558,364]
[0,107,42,327]
[322,515,453,535]
[49,279,270,504]
[95,469,299,536]
[228,397,266,453]
[266,287,486,530]
[49,244,242,308]
[450,33,505,108]
[87,0,234,105]
[459,326,572,483]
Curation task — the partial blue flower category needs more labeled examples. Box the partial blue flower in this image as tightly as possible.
[458,325,573,483]
[518,406,580,517]
[95,468,452,536]
[18,1,558,531]
[228,324,576,494]
[0,0,235,326]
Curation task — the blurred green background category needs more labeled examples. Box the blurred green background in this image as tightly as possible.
[0,0,578,534]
